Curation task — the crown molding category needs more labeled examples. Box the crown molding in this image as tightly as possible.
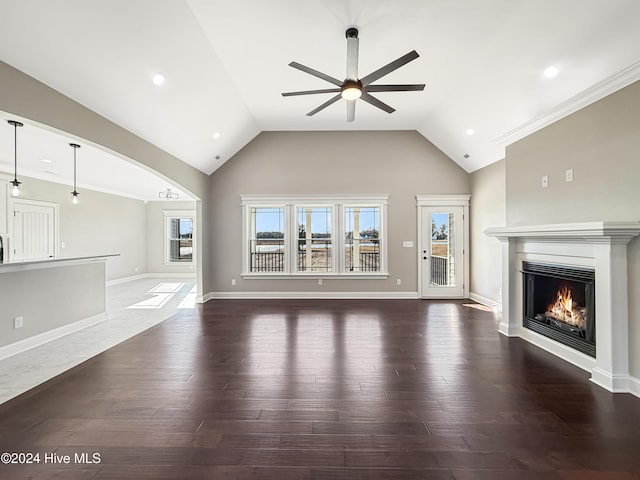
[494,60,640,146]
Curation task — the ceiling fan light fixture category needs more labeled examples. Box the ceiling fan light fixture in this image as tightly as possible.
[341,80,362,100]
[282,28,423,120]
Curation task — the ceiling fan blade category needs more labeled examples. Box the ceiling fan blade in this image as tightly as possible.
[289,62,343,87]
[346,28,359,80]
[306,94,342,116]
[365,84,425,92]
[360,50,420,87]
[346,100,356,122]
[282,88,341,97]
[360,92,395,114]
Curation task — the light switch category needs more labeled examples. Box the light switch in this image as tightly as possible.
[565,168,574,182]
[542,175,549,188]
[402,241,414,248]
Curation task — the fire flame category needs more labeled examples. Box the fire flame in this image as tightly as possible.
[547,286,586,329]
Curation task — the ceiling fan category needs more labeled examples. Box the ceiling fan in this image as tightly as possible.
[282,27,425,122]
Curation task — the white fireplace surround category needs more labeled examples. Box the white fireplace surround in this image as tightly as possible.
[485,222,640,395]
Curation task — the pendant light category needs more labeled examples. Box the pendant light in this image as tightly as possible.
[7,120,24,196]
[70,143,81,204]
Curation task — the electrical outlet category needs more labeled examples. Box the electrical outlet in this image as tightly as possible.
[541,175,549,188]
[396,279,402,286]
[231,278,236,286]
[318,278,323,286]
[14,316,24,329]
[61,241,66,249]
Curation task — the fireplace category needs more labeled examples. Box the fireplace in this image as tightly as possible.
[485,222,640,393]
[522,262,595,357]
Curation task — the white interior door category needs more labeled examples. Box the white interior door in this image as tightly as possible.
[420,206,464,298]
[12,201,56,262]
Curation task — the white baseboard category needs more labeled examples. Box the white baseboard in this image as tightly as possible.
[0,312,108,361]
[590,368,635,393]
[628,375,640,399]
[469,292,501,312]
[106,273,147,286]
[107,273,196,286]
[200,292,215,303]
[498,322,518,337]
[204,291,420,300]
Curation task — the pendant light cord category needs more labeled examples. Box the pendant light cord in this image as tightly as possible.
[13,124,18,182]
[7,120,23,183]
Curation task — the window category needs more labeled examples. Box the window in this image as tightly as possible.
[298,207,332,272]
[241,195,387,277]
[345,206,380,272]
[164,210,195,264]
[249,207,285,272]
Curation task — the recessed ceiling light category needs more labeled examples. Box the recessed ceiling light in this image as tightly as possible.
[212,132,221,139]
[466,129,475,136]
[40,158,52,163]
[152,73,166,86]
[543,66,559,79]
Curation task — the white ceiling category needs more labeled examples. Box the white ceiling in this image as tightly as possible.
[1,0,639,199]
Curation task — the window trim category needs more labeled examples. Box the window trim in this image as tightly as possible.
[163,210,196,265]
[241,194,388,278]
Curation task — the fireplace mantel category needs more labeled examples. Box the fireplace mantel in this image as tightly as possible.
[485,221,640,242]
[485,221,640,394]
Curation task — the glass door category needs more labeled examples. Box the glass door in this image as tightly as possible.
[421,206,464,298]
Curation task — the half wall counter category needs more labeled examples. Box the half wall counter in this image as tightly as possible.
[0,254,118,359]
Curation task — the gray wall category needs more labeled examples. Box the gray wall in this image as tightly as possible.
[0,261,105,348]
[146,200,197,275]
[209,130,470,295]
[506,81,640,226]
[470,159,505,305]
[0,60,211,294]
[504,80,640,378]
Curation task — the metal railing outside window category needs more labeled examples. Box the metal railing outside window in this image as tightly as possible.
[250,240,285,272]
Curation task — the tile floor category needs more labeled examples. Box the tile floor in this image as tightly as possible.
[0,276,196,405]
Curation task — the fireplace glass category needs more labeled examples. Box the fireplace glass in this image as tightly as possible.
[522,262,595,357]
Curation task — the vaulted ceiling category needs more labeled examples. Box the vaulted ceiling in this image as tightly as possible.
[1,0,639,199]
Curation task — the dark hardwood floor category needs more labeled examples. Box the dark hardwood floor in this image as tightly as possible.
[1,299,639,479]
